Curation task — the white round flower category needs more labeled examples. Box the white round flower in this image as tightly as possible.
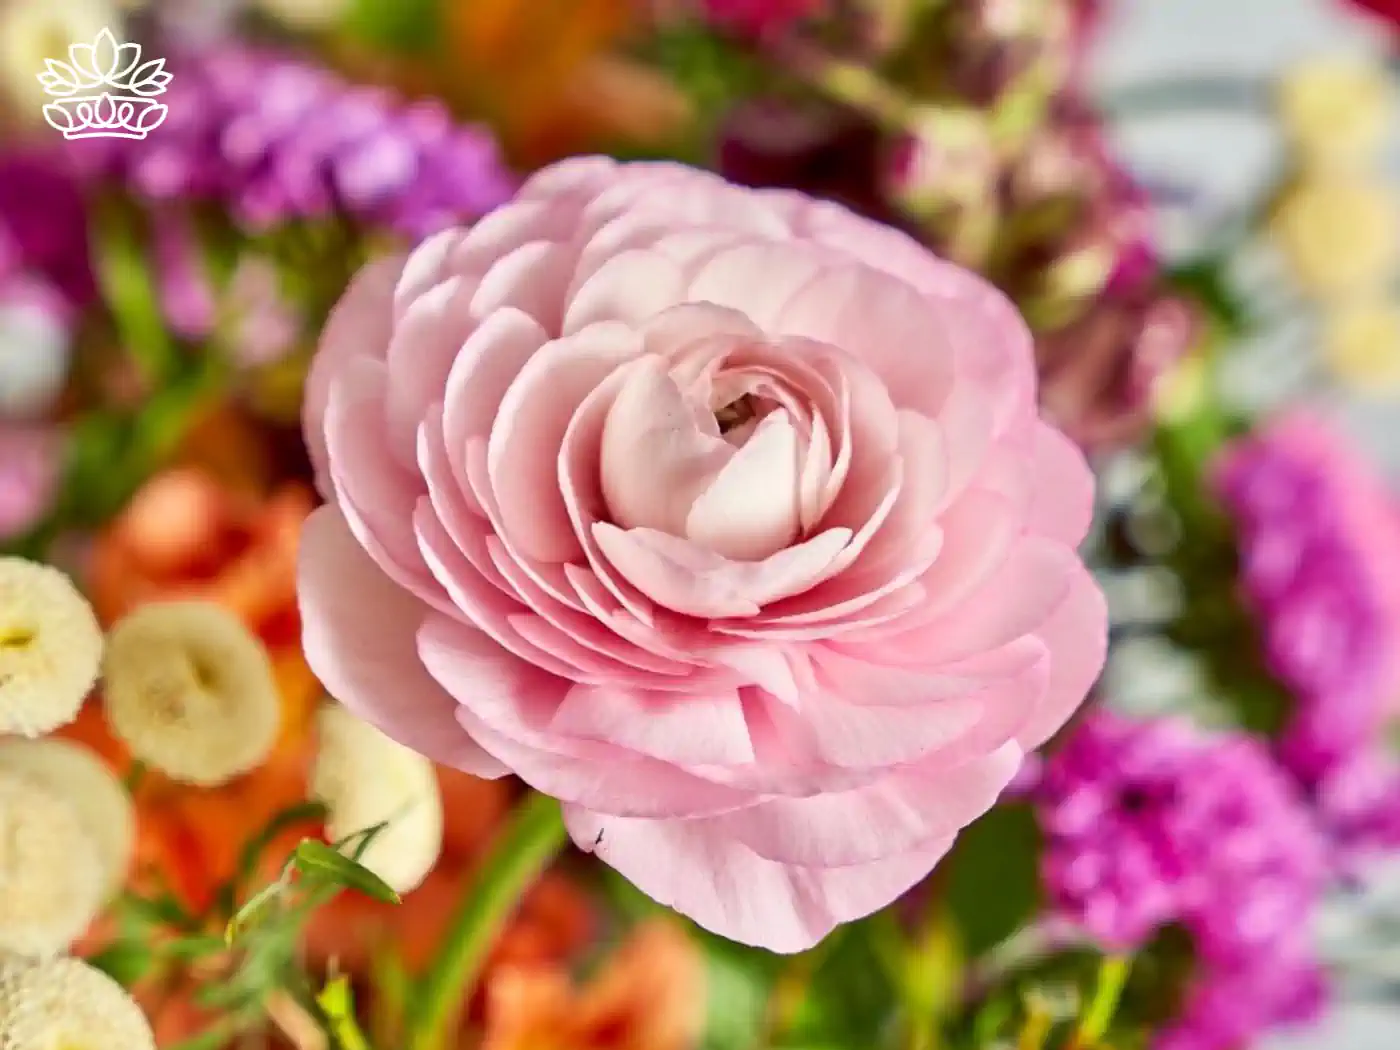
[0,557,104,738]
[0,955,155,1050]
[311,703,443,895]
[102,601,281,787]
[0,770,104,958]
[0,738,134,901]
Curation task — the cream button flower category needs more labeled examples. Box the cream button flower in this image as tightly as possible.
[1278,57,1394,170]
[102,601,280,787]
[1272,179,1400,301]
[310,703,444,895]
[0,557,104,738]
[0,955,155,1050]
[0,738,134,901]
[1322,301,1400,393]
[0,770,104,958]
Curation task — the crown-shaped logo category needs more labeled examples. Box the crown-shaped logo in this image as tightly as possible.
[37,28,172,141]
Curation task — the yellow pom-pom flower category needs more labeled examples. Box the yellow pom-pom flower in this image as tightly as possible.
[0,557,104,738]
[0,737,134,901]
[311,703,444,895]
[1278,57,1394,171]
[1322,301,1400,393]
[0,955,155,1050]
[1272,179,1400,302]
[0,770,104,958]
[102,601,280,787]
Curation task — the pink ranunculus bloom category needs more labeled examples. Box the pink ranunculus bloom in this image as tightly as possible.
[298,158,1107,952]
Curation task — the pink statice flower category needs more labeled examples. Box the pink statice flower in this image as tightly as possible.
[297,158,1106,952]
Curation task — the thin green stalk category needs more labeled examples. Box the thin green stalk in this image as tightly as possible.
[1074,955,1132,1048]
[408,793,568,1050]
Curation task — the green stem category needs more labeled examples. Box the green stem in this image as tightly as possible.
[407,793,568,1050]
[1074,955,1132,1048]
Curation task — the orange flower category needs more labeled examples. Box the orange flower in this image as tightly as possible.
[443,0,636,163]
[482,921,705,1050]
[88,466,313,649]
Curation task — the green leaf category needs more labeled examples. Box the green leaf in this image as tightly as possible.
[1166,255,1252,337]
[944,803,1043,960]
[293,839,401,904]
[117,891,197,932]
[85,941,154,986]
[343,0,441,54]
[92,200,179,385]
[217,800,328,915]
[699,934,784,1050]
[318,976,375,1050]
[777,922,900,1049]
[225,879,288,947]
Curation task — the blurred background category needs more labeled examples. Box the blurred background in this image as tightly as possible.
[2,1,1400,1048]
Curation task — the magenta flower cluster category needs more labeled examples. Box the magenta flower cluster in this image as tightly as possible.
[1036,711,1328,1050]
[68,46,517,238]
[1214,413,1400,859]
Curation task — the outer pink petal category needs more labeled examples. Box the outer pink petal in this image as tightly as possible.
[566,807,956,953]
[550,683,755,766]
[1016,563,1108,749]
[719,742,1022,866]
[304,255,404,495]
[418,616,751,818]
[1027,421,1095,547]
[297,505,507,777]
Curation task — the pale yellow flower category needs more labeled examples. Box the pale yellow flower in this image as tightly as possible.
[1153,351,1210,424]
[0,558,104,738]
[253,0,347,30]
[0,955,155,1050]
[0,770,104,958]
[101,601,280,787]
[1278,57,1394,170]
[1322,301,1400,393]
[310,703,443,895]
[0,738,134,900]
[0,0,116,115]
[1272,179,1400,301]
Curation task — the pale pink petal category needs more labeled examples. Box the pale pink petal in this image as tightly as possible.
[297,505,507,776]
[447,198,579,279]
[1016,564,1108,749]
[418,616,751,818]
[932,279,1038,438]
[593,523,853,618]
[442,307,551,494]
[639,302,762,358]
[562,250,688,334]
[393,227,468,319]
[384,275,478,467]
[488,322,641,563]
[550,684,755,765]
[600,355,735,535]
[1027,421,1095,547]
[720,742,1022,865]
[324,359,437,599]
[909,488,1022,621]
[305,255,403,494]
[471,240,576,334]
[869,538,1077,664]
[686,242,825,330]
[566,808,955,953]
[685,411,802,560]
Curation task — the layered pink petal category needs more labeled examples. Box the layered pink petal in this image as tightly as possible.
[298,506,507,776]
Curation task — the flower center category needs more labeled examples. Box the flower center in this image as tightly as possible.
[714,394,760,435]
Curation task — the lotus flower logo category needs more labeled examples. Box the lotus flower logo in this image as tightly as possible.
[37,28,172,140]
